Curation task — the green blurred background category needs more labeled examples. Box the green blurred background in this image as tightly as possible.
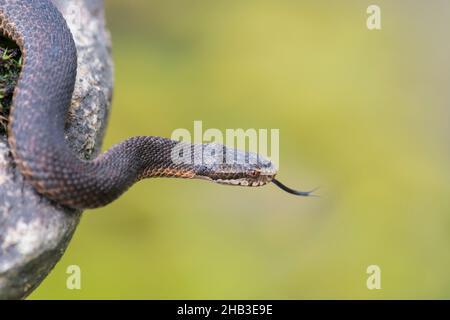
[31,0,450,299]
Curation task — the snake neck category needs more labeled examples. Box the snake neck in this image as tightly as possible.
[97,136,198,181]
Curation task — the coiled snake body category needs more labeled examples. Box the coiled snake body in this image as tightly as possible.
[0,0,312,209]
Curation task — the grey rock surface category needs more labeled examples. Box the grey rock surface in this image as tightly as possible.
[0,0,113,299]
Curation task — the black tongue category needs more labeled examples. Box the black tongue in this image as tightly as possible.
[272,179,319,197]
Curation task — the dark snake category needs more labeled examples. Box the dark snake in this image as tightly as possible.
[0,0,313,209]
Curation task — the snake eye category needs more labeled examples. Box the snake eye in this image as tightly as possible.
[249,170,259,178]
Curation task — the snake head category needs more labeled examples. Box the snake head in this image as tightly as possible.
[191,143,315,197]
[194,145,277,187]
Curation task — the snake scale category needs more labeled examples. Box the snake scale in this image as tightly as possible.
[0,0,313,209]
